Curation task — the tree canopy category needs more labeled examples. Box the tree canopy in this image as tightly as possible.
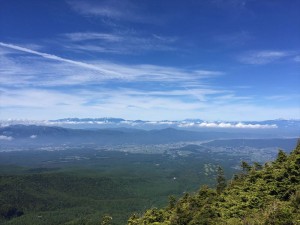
[128,142,300,224]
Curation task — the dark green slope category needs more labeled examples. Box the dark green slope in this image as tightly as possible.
[0,172,152,225]
[128,142,300,225]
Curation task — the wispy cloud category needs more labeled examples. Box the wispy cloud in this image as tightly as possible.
[0,42,222,87]
[64,0,179,55]
[1,85,299,121]
[1,41,298,121]
[214,31,253,47]
[238,50,290,64]
[62,31,178,54]
[0,87,210,119]
[0,42,117,77]
[0,86,227,112]
[67,0,127,18]
[0,41,231,120]
[0,135,13,141]
[294,55,300,62]
[67,0,156,24]
[264,94,300,102]
[63,32,123,42]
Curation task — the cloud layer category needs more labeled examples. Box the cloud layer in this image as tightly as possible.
[0,118,278,129]
[0,135,13,141]
[238,50,291,64]
[178,122,277,129]
[1,41,299,121]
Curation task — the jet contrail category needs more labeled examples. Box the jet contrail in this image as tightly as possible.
[0,42,117,76]
[0,42,209,104]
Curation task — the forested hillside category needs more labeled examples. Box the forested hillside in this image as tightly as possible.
[128,142,300,225]
[1,142,299,225]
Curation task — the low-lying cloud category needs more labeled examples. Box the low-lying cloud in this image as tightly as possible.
[0,119,278,129]
[178,122,277,129]
[0,135,13,141]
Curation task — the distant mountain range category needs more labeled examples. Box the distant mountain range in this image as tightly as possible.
[0,125,230,148]
[1,117,300,130]
[0,118,299,149]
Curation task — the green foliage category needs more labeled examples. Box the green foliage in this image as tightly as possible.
[167,196,177,209]
[127,142,300,224]
[264,201,294,225]
[276,149,288,163]
[0,148,243,225]
[1,141,299,224]
[216,166,226,194]
[127,214,140,225]
[290,190,300,209]
[0,149,225,225]
[241,161,251,172]
[101,215,112,225]
[0,171,169,225]
[252,162,263,171]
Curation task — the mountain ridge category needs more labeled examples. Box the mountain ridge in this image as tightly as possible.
[1,119,300,136]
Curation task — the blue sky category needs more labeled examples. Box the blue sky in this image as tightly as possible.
[0,0,299,121]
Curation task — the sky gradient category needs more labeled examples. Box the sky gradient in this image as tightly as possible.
[0,0,299,121]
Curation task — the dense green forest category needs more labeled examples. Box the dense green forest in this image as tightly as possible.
[127,142,300,225]
[0,141,298,225]
[0,150,224,225]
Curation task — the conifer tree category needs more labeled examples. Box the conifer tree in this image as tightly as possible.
[216,166,226,194]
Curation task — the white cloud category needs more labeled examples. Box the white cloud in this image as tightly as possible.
[0,118,279,129]
[58,121,275,129]
[0,135,13,141]
[239,50,289,64]
[1,85,299,121]
[0,42,222,87]
[67,0,156,24]
[0,86,230,120]
[62,31,178,55]
[64,32,123,42]
[178,122,277,129]
[68,0,125,18]
[0,88,90,115]
[1,42,299,121]
[30,135,37,139]
[0,42,117,77]
[294,55,300,62]
[265,94,300,101]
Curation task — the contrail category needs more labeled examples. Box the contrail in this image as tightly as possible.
[0,42,117,76]
[0,42,208,104]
